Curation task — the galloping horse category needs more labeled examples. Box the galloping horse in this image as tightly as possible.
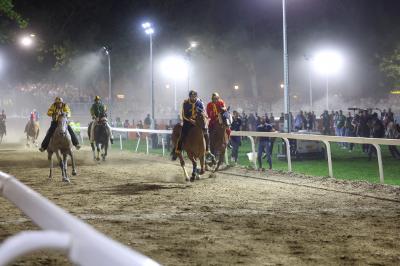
[88,116,110,161]
[47,113,77,182]
[171,112,207,182]
[209,109,231,171]
[24,120,40,147]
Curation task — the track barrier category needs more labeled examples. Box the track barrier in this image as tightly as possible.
[0,171,160,266]
[74,126,400,184]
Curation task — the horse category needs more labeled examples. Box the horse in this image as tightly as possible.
[171,112,207,182]
[0,120,5,144]
[209,109,231,172]
[47,113,77,182]
[88,117,110,161]
[24,120,40,147]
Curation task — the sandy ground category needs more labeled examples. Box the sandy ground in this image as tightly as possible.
[0,143,400,266]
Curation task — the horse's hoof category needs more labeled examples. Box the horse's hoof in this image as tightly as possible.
[72,171,77,176]
[185,177,190,182]
[96,157,100,161]
[199,170,205,175]
[195,175,200,180]
[62,177,70,183]
[190,177,195,182]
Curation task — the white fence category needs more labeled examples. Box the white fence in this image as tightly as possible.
[79,126,400,184]
[0,171,160,266]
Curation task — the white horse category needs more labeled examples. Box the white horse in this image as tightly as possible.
[47,113,77,182]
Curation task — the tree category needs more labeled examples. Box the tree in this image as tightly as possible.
[380,44,400,88]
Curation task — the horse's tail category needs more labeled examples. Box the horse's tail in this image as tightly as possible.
[170,123,183,161]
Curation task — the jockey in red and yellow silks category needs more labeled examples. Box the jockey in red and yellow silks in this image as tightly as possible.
[206,92,231,137]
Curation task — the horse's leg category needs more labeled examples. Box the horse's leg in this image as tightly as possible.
[103,142,108,161]
[62,153,70,183]
[70,150,77,176]
[90,142,96,160]
[190,157,197,182]
[214,151,224,172]
[178,153,189,181]
[96,143,100,161]
[48,151,53,179]
[199,155,205,176]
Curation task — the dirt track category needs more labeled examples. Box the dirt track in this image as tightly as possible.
[1,143,400,265]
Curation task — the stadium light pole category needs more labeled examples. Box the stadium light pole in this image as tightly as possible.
[282,0,291,132]
[313,50,343,111]
[185,41,198,93]
[103,47,112,121]
[142,22,155,124]
[304,55,313,110]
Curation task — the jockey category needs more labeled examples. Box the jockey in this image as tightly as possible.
[173,90,213,160]
[206,92,232,137]
[90,95,114,144]
[39,97,80,152]
[0,109,6,122]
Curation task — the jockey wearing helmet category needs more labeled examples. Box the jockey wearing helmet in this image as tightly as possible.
[206,92,231,137]
[173,90,213,160]
[90,95,114,144]
[39,97,81,152]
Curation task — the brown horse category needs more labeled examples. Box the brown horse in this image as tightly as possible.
[47,113,77,182]
[171,112,207,182]
[209,110,230,172]
[24,120,40,147]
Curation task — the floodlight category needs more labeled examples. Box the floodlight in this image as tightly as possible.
[313,50,343,76]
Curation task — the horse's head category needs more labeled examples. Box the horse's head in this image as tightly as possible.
[56,113,69,136]
[195,111,207,129]
[219,108,232,128]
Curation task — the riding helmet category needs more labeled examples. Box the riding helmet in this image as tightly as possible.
[55,97,63,103]
[189,90,198,97]
[94,95,101,101]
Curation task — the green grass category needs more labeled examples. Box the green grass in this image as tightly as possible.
[106,135,400,186]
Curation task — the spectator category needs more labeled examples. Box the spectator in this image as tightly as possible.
[256,116,274,170]
[230,110,242,164]
[320,110,330,135]
[144,114,152,129]
[294,111,305,131]
[344,112,355,151]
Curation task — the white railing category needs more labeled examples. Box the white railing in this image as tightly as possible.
[0,171,160,266]
[77,126,400,184]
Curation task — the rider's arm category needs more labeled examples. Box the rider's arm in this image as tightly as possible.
[181,103,190,122]
[47,104,55,117]
[63,104,71,118]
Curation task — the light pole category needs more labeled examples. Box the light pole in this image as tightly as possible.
[313,50,343,111]
[282,0,291,132]
[103,47,112,120]
[185,41,197,93]
[142,22,155,123]
[304,55,313,110]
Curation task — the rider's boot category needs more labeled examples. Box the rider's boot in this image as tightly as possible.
[204,132,215,163]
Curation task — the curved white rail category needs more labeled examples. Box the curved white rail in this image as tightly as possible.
[0,171,160,266]
[76,126,400,183]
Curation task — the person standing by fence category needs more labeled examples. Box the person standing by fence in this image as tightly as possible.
[230,110,242,164]
[256,116,274,170]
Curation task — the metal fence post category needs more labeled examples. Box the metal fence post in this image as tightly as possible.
[247,136,257,169]
[145,136,149,155]
[282,138,292,172]
[322,140,333,177]
[161,138,165,157]
[372,143,384,184]
[119,135,122,151]
[225,147,229,165]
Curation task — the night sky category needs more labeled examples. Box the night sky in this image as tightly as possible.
[3,0,400,101]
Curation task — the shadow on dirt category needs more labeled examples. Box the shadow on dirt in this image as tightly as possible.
[104,183,189,195]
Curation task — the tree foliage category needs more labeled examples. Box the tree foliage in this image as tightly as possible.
[380,44,400,87]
